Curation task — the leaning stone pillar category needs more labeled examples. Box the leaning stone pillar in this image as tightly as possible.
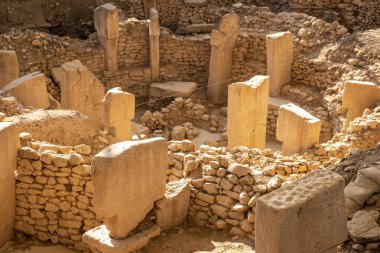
[0,123,20,247]
[94,3,120,72]
[207,13,240,105]
[149,8,160,82]
[0,50,19,89]
[276,103,321,155]
[144,0,156,19]
[101,87,135,143]
[266,32,294,97]
[227,75,269,149]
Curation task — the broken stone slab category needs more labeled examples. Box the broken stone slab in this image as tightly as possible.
[185,24,216,33]
[92,138,167,239]
[0,50,19,89]
[150,81,198,98]
[348,210,380,243]
[82,225,161,253]
[155,180,191,230]
[1,72,49,109]
[184,0,208,7]
[171,125,187,141]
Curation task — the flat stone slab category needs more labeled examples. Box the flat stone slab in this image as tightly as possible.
[184,0,208,7]
[150,81,198,98]
[186,24,216,33]
[82,225,161,253]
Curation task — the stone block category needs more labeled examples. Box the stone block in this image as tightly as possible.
[0,50,19,89]
[256,170,347,253]
[149,8,160,81]
[150,81,198,98]
[185,24,216,33]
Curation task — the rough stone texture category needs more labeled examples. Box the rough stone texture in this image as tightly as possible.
[347,210,380,244]
[101,87,135,143]
[0,123,19,247]
[150,81,198,98]
[227,75,269,149]
[342,80,380,128]
[91,138,167,239]
[94,3,119,72]
[52,60,105,123]
[207,13,240,105]
[256,170,347,253]
[155,180,191,230]
[277,103,321,155]
[185,24,216,33]
[266,31,294,97]
[2,72,49,109]
[0,50,19,89]
[149,8,160,82]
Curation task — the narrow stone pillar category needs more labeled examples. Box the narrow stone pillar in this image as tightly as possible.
[149,8,160,82]
[256,170,347,253]
[101,87,135,143]
[227,75,269,149]
[143,0,156,19]
[207,13,240,105]
[342,80,380,128]
[276,103,321,155]
[266,32,294,97]
[94,3,119,72]
[0,122,20,247]
[0,50,19,89]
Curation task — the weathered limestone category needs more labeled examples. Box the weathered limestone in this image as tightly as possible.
[143,0,155,19]
[185,24,216,33]
[150,81,198,98]
[342,80,380,128]
[227,75,269,149]
[52,60,105,123]
[149,8,160,82]
[276,103,321,155]
[256,170,347,253]
[94,3,119,72]
[102,87,135,143]
[2,72,49,109]
[0,123,20,247]
[91,138,167,239]
[266,32,294,97]
[207,13,240,105]
[0,50,19,89]
[155,180,191,230]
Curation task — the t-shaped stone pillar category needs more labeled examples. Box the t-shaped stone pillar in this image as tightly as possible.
[266,32,294,97]
[227,75,269,149]
[276,103,321,155]
[149,8,160,82]
[207,13,240,105]
[101,87,135,143]
[94,3,119,72]
[0,50,19,89]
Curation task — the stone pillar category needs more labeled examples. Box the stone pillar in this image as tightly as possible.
[2,72,49,109]
[207,13,240,105]
[266,32,294,97]
[342,80,380,128]
[227,75,269,149]
[0,50,19,89]
[276,103,321,155]
[149,8,160,82]
[101,87,135,143]
[143,0,155,19]
[94,3,119,72]
[0,122,20,247]
[256,170,347,253]
[52,60,105,123]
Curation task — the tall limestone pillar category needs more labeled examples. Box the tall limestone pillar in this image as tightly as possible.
[149,8,160,82]
[0,50,19,89]
[94,3,120,72]
[207,13,240,105]
[144,0,156,19]
[266,32,294,97]
[227,75,269,149]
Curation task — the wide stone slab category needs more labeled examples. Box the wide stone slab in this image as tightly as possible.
[92,138,167,239]
[185,24,216,33]
[150,81,198,98]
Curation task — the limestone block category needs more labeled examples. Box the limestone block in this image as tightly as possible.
[83,225,161,253]
[348,210,380,243]
[184,0,209,7]
[185,24,216,34]
[266,32,294,97]
[92,138,167,238]
[149,8,160,82]
[276,103,321,155]
[256,170,347,253]
[2,72,49,109]
[150,81,197,98]
[227,75,269,149]
[155,180,191,230]
[0,123,20,247]
[102,87,135,142]
[0,50,19,89]
[143,0,155,19]
[52,60,105,123]
[94,4,119,72]
[342,80,380,128]
[207,13,240,105]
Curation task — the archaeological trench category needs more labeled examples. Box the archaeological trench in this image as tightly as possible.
[1,0,380,253]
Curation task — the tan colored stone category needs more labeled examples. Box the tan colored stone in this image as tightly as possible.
[0,50,19,89]
[149,8,160,81]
